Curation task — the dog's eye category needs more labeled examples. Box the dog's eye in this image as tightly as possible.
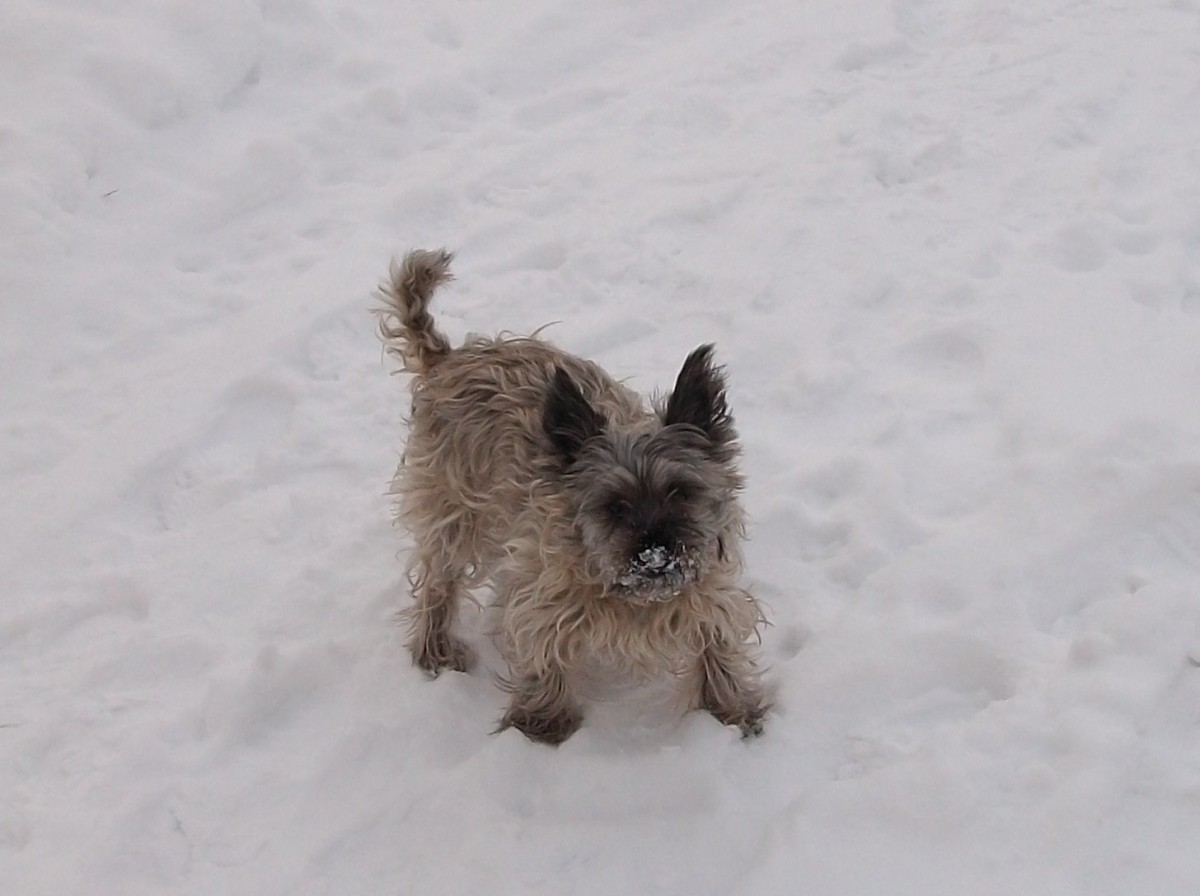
[604,497,631,520]
[665,482,695,503]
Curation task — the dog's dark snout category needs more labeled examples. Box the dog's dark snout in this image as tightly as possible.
[642,556,669,574]
[636,536,668,559]
[637,521,674,553]
[633,536,676,576]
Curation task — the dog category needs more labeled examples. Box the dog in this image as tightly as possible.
[377,249,769,744]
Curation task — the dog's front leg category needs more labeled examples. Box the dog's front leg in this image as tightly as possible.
[696,637,768,738]
[498,665,583,746]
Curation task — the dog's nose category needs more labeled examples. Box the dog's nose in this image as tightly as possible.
[637,522,674,555]
[633,543,673,574]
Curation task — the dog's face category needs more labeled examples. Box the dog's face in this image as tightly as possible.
[544,346,741,602]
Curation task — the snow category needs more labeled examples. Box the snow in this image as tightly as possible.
[4,0,1200,893]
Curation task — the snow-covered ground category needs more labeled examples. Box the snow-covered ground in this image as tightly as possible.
[5,0,1200,892]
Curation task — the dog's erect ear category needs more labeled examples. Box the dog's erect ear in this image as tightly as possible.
[664,345,736,454]
[544,367,606,465]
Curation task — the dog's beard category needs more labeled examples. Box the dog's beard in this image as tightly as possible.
[613,545,699,602]
[579,529,705,603]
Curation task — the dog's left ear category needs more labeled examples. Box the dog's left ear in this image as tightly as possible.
[664,344,736,456]
[544,367,606,466]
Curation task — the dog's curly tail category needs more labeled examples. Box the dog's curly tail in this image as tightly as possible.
[377,248,454,374]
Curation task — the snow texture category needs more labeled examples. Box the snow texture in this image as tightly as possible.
[4,1,1200,894]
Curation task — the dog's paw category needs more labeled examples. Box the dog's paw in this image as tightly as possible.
[412,634,475,676]
[736,710,766,739]
[499,705,583,746]
[705,702,767,739]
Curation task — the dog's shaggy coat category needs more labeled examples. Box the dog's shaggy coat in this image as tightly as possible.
[378,249,768,743]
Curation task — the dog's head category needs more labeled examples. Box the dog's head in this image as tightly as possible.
[544,345,742,602]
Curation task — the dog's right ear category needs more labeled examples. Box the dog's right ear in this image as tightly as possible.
[664,344,736,455]
[544,367,606,466]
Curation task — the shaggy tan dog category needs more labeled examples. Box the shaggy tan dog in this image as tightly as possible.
[378,249,768,744]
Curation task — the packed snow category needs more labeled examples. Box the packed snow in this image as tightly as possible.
[4,0,1200,893]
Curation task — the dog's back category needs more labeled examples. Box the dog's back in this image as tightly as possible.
[379,251,645,577]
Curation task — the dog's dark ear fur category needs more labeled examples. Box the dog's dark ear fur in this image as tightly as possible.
[544,367,606,466]
[664,345,736,457]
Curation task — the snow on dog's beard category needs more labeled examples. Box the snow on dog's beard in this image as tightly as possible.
[543,347,742,604]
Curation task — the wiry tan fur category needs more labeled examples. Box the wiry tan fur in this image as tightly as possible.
[377,248,769,744]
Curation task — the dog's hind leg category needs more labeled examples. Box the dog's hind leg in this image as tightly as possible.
[405,521,476,675]
[408,578,473,675]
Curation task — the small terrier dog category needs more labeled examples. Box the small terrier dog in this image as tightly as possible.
[378,249,768,744]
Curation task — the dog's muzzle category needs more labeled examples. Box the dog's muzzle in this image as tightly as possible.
[615,546,692,601]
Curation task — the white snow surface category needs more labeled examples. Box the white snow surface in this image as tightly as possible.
[5,1,1200,893]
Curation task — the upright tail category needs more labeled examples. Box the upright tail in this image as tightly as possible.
[376,248,455,374]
